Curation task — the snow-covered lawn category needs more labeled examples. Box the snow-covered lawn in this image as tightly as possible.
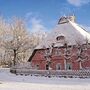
[0,68,90,90]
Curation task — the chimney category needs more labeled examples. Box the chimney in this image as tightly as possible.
[58,15,76,24]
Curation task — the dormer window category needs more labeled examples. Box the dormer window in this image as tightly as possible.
[56,36,65,41]
[58,17,68,24]
[58,15,75,24]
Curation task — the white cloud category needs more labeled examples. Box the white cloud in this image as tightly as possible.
[67,0,90,6]
[30,18,47,32]
[25,12,48,39]
[29,17,47,40]
[25,12,47,32]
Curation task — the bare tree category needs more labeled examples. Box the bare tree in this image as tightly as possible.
[76,40,88,69]
[0,16,10,66]
[63,42,73,70]
[2,18,33,66]
[44,43,54,70]
[0,16,46,67]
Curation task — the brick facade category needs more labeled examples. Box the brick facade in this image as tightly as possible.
[30,45,90,70]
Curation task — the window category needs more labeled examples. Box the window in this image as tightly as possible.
[56,36,65,41]
[35,64,39,70]
[58,17,69,24]
[66,63,72,70]
[46,64,49,70]
[54,48,61,56]
[58,16,75,24]
[56,63,61,70]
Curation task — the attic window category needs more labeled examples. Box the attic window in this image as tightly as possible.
[56,36,65,41]
[58,16,75,24]
[58,17,68,24]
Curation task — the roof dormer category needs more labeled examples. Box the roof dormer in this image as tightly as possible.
[58,15,75,24]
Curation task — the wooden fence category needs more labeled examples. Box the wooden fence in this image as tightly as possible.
[10,67,90,78]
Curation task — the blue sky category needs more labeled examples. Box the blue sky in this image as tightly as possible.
[0,0,90,31]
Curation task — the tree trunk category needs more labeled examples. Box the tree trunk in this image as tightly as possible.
[79,61,82,70]
[13,49,17,66]
[64,59,66,70]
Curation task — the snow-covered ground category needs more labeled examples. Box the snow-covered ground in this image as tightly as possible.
[0,68,90,90]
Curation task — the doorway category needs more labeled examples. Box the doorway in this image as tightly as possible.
[46,64,49,70]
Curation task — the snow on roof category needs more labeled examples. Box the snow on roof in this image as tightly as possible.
[35,16,90,49]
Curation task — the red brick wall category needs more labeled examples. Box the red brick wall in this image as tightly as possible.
[31,47,90,70]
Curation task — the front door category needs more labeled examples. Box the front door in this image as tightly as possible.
[46,64,49,70]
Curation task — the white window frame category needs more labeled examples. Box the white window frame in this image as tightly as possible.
[66,63,72,70]
[56,63,61,70]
